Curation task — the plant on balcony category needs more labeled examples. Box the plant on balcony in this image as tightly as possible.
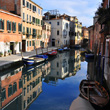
[32,33,36,38]
[37,35,42,39]
[23,32,26,35]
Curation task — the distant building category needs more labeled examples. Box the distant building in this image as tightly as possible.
[43,10,70,47]
[60,14,82,47]
[42,21,51,48]
[82,26,89,40]
[0,9,22,56]
[0,0,43,52]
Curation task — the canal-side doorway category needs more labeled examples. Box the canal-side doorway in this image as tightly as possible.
[22,40,26,52]
[10,42,14,54]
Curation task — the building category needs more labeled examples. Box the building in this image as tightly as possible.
[60,14,82,47]
[82,27,89,40]
[42,21,51,48]
[43,10,70,47]
[22,64,42,110]
[1,67,22,109]
[0,0,43,52]
[0,9,22,56]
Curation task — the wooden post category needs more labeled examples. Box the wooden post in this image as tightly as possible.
[21,50,23,58]
[87,86,90,101]
[47,47,48,52]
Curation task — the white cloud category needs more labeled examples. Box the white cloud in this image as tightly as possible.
[34,0,102,27]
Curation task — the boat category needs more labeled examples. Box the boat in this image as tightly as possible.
[22,57,45,65]
[35,54,48,60]
[85,53,94,59]
[58,48,63,52]
[79,79,109,107]
[63,47,70,51]
[47,50,57,56]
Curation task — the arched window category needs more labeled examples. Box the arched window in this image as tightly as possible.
[13,82,17,93]
[8,85,13,97]
[2,88,6,102]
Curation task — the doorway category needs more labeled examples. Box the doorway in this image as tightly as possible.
[10,42,14,54]
[22,40,26,52]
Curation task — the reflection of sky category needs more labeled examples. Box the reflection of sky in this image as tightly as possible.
[28,61,87,110]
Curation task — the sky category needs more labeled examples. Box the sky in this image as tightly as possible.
[33,0,102,27]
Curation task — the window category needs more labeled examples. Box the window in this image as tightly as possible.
[49,22,51,24]
[30,3,31,9]
[57,72,59,75]
[57,62,59,67]
[32,81,36,88]
[38,8,40,15]
[30,28,31,34]
[12,22,16,32]
[27,41,28,47]
[66,23,68,29]
[7,20,11,31]
[8,85,13,97]
[30,15,31,22]
[27,85,29,93]
[57,22,59,25]
[26,1,29,8]
[23,13,25,20]
[23,27,25,33]
[27,27,29,34]
[27,97,30,104]
[27,14,28,21]
[18,23,22,32]
[57,30,59,35]
[13,82,17,93]
[33,5,36,12]
[2,88,6,102]
[32,17,35,23]
[32,41,34,46]
[19,79,22,89]
[0,19,4,30]
[30,41,31,46]
[23,0,25,6]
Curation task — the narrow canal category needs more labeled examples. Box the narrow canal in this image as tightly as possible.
[0,50,110,110]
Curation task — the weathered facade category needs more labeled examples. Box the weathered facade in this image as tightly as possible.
[0,9,22,56]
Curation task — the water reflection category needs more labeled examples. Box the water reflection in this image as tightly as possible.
[0,50,84,110]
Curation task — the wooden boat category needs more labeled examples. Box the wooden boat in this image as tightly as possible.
[47,50,57,56]
[79,80,109,107]
[22,57,45,65]
[74,45,81,49]
[35,54,48,60]
[85,53,94,59]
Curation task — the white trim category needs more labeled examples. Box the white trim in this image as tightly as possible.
[0,10,21,18]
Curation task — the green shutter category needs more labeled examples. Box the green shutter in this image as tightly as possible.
[7,20,9,30]
[0,19,2,29]
[10,21,11,31]
[36,18,37,25]
[30,28,31,34]
[3,20,4,30]
[18,23,20,31]
[15,22,16,31]
[21,24,22,32]
[41,20,43,26]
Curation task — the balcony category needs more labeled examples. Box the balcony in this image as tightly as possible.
[32,33,37,38]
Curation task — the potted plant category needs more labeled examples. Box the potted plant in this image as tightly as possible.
[0,52,3,57]
[8,50,12,55]
[4,51,7,56]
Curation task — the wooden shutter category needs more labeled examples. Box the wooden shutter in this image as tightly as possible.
[0,19,2,29]
[15,22,16,31]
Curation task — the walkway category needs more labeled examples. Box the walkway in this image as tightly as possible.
[0,47,57,69]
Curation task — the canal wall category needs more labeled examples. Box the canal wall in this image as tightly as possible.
[0,47,57,71]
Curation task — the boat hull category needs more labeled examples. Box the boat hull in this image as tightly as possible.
[79,80,109,107]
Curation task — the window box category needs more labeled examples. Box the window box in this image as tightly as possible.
[0,29,4,32]
[13,31,16,33]
[32,22,35,25]
[23,5,25,8]
[27,21,29,23]
[29,21,32,24]
[8,30,11,33]
[19,31,22,34]
[23,32,26,35]
[23,19,25,22]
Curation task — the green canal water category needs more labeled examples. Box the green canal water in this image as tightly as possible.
[0,50,110,110]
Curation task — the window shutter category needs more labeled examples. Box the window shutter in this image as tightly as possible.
[30,28,31,34]
[7,20,9,30]
[15,22,16,31]
[10,21,11,31]
[3,20,4,30]
[36,18,37,25]
[21,24,22,32]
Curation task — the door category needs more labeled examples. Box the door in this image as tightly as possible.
[22,40,26,52]
[10,42,14,54]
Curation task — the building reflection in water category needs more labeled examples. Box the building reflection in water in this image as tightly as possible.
[22,63,43,110]
[44,51,81,86]
[1,67,23,110]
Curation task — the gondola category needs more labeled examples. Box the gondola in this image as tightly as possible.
[47,50,57,56]
[35,54,48,60]
[79,80,109,107]
[85,53,94,59]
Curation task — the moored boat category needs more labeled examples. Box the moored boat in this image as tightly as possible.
[79,79,109,107]
[22,57,45,65]
[63,47,70,51]
[58,48,63,52]
[47,50,57,56]
[35,54,48,60]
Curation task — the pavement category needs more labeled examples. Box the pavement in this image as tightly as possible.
[0,47,57,68]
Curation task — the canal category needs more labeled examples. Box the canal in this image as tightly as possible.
[0,50,110,110]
